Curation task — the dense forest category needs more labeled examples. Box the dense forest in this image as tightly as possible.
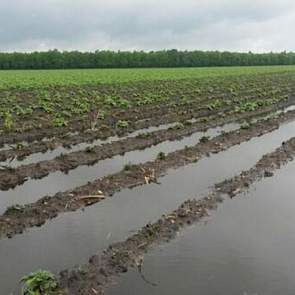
[1,49,295,69]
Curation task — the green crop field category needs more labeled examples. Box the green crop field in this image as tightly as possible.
[2,65,295,294]
[1,65,295,134]
[1,65,295,89]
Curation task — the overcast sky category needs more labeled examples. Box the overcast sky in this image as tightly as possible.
[1,0,294,52]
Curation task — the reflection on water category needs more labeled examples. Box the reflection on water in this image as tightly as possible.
[0,121,294,293]
[0,123,240,212]
[107,160,295,295]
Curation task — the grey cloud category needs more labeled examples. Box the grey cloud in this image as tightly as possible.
[0,0,294,52]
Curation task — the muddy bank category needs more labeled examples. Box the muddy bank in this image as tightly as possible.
[1,72,293,144]
[0,99,232,162]
[1,107,295,191]
[0,98,292,165]
[2,123,288,294]
[0,117,239,191]
[0,80,293,156]
[107,160,295,295]
[1,111,295,239]
[0,106,234,165]
[0,122,240,213]
[0,93,228,148]
[57,136,295,294]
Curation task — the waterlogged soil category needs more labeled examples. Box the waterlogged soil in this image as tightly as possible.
[57,136,295,294]
[0,119,239,190]
[1,130,294,294]
[2,115,295,236]
[0,122,239,213]
[107,159,295,295]
[2,73,293,144]
[0,121,181,167]
[0,95,231,148]
[1,93,295,166]
[2,106,295,191]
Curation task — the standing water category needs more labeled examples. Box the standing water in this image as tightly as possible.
[0,121,295,293]
[107,159,295,295]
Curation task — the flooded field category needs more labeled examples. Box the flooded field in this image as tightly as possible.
[107,160,295,295]
[1,67,295,294]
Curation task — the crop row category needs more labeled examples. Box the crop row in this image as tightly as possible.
[1,71,295,138]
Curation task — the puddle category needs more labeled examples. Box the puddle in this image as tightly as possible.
[0,123,240,212]
[283,104,295,113]
[106,159,295,295]
[248,104,295,125]
[2,121,187,167]
[0,121,295,294]
[0,144,13,152]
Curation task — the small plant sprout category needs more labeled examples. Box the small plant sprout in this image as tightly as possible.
[116,120,129,129]
[241,121,251,129]
[124,162,134,171]
[174,122,185,129]
[20,270,58,295]
[3,111,13,130]
[157,151,166,160]
[200,136,210,143]
[52,116,68,128]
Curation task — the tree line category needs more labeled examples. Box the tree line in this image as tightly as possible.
[0,49,295,69]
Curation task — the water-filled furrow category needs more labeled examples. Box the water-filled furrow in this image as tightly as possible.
[249,104,295,125]
[106,159,295,295]
[1,121,184,167]
[0,123,239,211]
[0,121,295,294]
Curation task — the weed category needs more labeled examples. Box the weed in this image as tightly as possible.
[123,162,133,171]
[21,270,58,295]
[116,120,129,129]
[157,152,166,160]
[174,122,185,130]
[52,116,68,128]
[241,122,251,129]
[200,136,210,143]
[3,111,13,130]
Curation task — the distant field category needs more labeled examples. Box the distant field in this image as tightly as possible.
[2,64,295,294]
[1,65,295,89]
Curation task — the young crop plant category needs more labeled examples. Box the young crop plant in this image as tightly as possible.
[157,151,166,160]
[207,99,223,110]
[174,122,185,129]
[2,111,14,130]
[52,115,68,128]
[104,95,131,109]
[21,270,58,295]
[116,120,129,129]
[123,162,133,171]
[241,121,251,129]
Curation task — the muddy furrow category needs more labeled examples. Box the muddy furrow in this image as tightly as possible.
[1,81,294,149]
[0,93,248,161]
[0,121,240,213]
[0,98,219,153]
[0,78,283,146]
[0,121,239,191]
[56,135,295,294]
[0,93,224,148]
[1,97,292,165]
[0,121,179,167]
[1,111,295,239]
[2,99,295,191]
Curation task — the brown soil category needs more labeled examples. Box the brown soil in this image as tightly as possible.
[56,135,295,295]
[0,98,291,163]
[1,101,295,191]
[1,77,294,148]
[1,110,295,239]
